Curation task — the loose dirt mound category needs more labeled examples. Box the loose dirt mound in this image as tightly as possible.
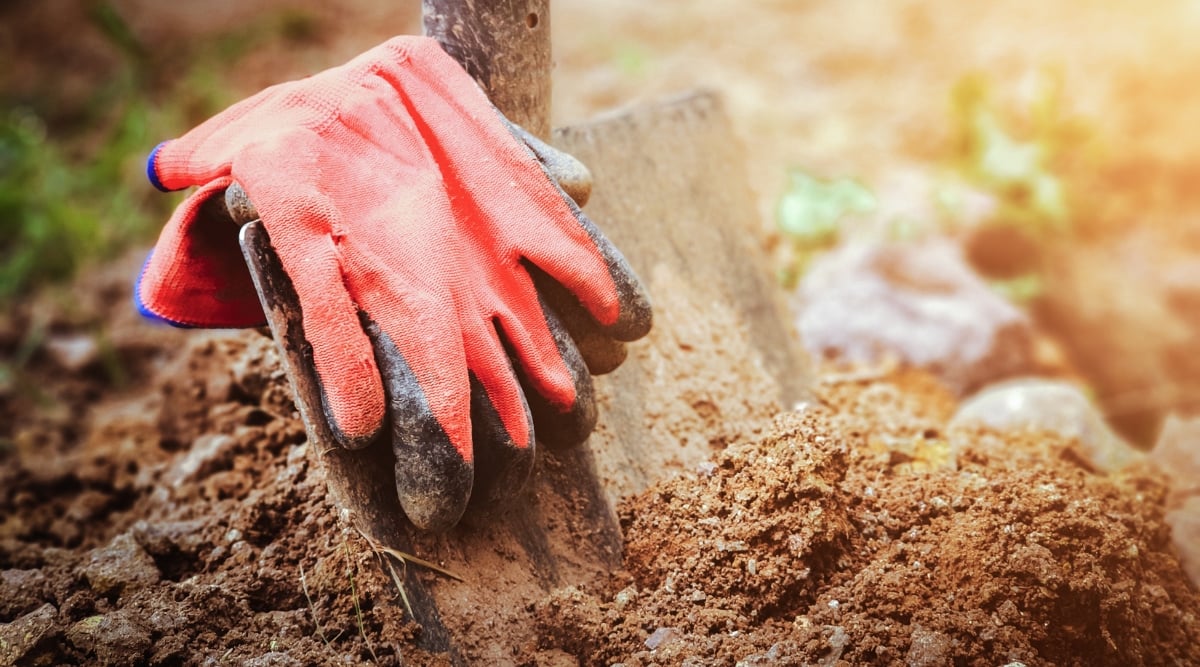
[534,374,1200,666]
[1,256,439,666]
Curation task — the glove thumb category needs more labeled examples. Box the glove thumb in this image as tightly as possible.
[136,177,265,328]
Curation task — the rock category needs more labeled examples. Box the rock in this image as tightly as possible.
[795,241,1035,395]
[644,626,678,650]
[130,519,208,559]
[1150,415,1200,498]
[0,603,56,667]
[66,611,152,667]
[736,640,803,666]
[166,433,238,485]
[818,625,850,667]
[613,585,638,612]
[906,625,954,667]
[84,532,161,598]
[243,652,302,667]
[0,569,48,620]
[951,379,1143,472]
[1166,497,1200,590]
[43,334,99,372]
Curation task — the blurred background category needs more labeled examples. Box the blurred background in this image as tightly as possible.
[3,0,1200,445]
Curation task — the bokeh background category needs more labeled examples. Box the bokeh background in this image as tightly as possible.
[4,0,1200,442]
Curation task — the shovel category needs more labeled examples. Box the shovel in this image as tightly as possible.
[235,0,810,660]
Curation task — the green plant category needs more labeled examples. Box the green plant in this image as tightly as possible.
[775,169,876,288]
[943,71,1099,304]
[0,3,315,305]
[947,70,1092,234]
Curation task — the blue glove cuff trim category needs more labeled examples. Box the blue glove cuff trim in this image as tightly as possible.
[146,142,171,192]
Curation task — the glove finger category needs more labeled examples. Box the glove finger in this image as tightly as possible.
[238,220,386,451]
[374,38,651,343]
[514,166,653,345]
[233,139,390,449]
[525,261,628,376]
[493,276,597,449]
[361,316,473,532]
[334,229,477,529]
[501,118,592,207]
[147,82,295,192]
[503,117,634,374]
[464,320,537,513]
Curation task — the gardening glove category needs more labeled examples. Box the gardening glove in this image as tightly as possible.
[135,36,652,530]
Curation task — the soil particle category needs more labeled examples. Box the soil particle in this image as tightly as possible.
[535,372,1200,666]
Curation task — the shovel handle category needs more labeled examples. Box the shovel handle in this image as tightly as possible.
[423,0,552,139]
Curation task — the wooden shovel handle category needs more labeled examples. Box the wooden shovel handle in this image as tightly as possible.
[422,0,552,139]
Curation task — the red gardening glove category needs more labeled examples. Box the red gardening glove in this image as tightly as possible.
[136,36,651,530]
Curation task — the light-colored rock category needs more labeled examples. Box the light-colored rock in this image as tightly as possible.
[43,334,99,372]
[795,241,1035,395]
[1166,497,1200,591]
[906,625,954,667]
[167,433,237,485]
[951,379,1142,472]
[1150,415,1200,498]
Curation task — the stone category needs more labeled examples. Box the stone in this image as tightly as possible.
[43,334,98,372]
[0,603,56,667]
[0,569,48,620]
[1166,497,1200,590]
[795,241,1034,395]
[84,532,161,598]
[644,627,678,650]
[66,611,152,667]
[1150,415,1200,498]
[906,625,953,667]
[166,434,237,485]
[951,379,1142,472]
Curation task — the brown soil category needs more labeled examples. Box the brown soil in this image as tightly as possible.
[8,278,1197,665]
[535,372,1200,665]
[2,255,438,666]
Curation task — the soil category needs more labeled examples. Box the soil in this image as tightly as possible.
[535,372,1200,665]
[4,0,1200,665]
[2,255,433,666]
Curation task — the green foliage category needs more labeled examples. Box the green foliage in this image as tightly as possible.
[988,273,1044,306]
[775,170,876,288]
[0,2,311,305]
[947,70,1091,234]
[943,71,1098,305]
[0,103,160,301]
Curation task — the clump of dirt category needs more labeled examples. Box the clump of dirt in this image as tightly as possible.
[534,373,1200,666]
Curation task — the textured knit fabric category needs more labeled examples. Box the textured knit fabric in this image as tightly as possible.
[138,36,628,461]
